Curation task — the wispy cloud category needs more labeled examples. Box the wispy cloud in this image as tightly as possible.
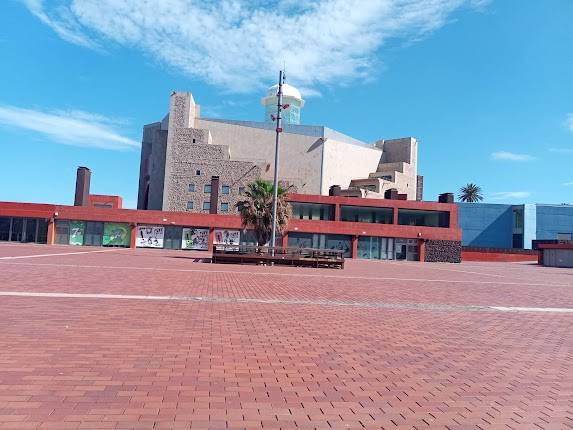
[490,191,531,200]
[491,151,535,161]
[21,0,489,93]
[549,148,573,154]
[565,113,573,133]
[563,182,573,187]
[0,104,138,150]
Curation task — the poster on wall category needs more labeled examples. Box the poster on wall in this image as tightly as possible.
[69,221,85,246]
[102,223,130,247]
[136,225,164,248]
[182,228,209,250]
[213,229,240,250]
[214,229,240,245]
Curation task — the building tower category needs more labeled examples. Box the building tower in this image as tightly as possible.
[261,83,305,125]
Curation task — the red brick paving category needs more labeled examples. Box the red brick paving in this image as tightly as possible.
[0,244,572,429]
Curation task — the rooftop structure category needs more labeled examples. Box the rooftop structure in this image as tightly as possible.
[138,91,420,214]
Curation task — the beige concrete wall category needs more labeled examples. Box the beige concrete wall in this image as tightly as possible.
[320,139,382,195]
[196,119,324,194]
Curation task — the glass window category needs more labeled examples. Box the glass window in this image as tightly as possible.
[220,202,229,212]
[203,202,211,211]
[221,185,230,194]
[0,217,10,241]
[186,201,194,210]
[188,183,195,192]
[290,202,335,221]
[238,187,245,195]
[196,170,201,175]
[340,205,393,224]
[204,184,212,193]
[513,209,523,229]
[397,209,450,228]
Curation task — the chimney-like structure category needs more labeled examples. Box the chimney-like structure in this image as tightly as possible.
[74,166,91,206]
[438,192,454,204]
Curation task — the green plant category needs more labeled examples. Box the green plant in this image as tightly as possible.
[458,183,484,202]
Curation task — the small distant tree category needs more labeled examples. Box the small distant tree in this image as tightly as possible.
[236,179,291,247]
[458,183,484,202]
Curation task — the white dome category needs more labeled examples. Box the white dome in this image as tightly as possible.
[265,83,302,101]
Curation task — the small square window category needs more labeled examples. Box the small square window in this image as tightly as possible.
[186,201,194,210]
[203,202,211,211]
[204,184,212,193]
[221,202,229,212]
[188,183,195,192]
[196,170,201,176]
[192,138,196,143]
[222,185,230,194]
[238,187,245,195]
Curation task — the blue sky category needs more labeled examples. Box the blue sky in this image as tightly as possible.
[0,0,572,208]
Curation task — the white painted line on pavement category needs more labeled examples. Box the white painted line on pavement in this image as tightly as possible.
[0,248,124,260]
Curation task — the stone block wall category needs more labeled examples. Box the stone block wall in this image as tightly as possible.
[424,240,462,263]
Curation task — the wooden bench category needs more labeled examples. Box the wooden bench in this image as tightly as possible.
[212,245,344,269]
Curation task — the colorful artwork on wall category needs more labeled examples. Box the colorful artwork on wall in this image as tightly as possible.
[69,220,85,246]
[213,229,240,245]
[102,223,130,247]
[136,225,164,248]
[182,228,209,250]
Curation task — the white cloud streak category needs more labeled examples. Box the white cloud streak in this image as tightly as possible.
[566,113,573,133]
[490,191,531,200]
[549,148,573,154]
[0,105,138,150]
[563,182,573,187]
[21,0,488,93]
[491,151,535,161]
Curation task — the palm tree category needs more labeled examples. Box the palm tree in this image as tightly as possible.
[236,179,292,247]
[458,183,484,202]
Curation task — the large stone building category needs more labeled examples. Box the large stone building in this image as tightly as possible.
[137,87,421,213]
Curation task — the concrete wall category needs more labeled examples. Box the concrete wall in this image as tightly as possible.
[196,118,325,194]
[536,204,573,240]
[321,139,382,195]
[458,203,514,248]
[137,123,167,210]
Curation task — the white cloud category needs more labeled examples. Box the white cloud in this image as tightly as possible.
[0,105,138,150]
[549,148,573,154]
[491,151,535,161]
[565,113,573,132]
[21,0,488,93]
[490,191,531,200]
[563,182,573,187]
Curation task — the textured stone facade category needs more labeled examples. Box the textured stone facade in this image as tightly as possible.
[137,91,422,212]
[424,240,462,263]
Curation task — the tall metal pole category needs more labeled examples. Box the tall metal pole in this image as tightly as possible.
[270,70,284,254]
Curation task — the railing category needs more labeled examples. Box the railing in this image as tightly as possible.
[212,244,344,268]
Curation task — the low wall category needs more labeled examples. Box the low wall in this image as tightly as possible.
[425,240,462,263]
[461,247,538,262]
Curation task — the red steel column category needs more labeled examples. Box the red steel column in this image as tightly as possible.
[334,203,341,221]
[351,235,358,259]
[129,223,137,249]
[418,239,426,262]
[393,208,399,225]
[282,233,288,248]
[208,227,215,253]
[47,218,56,245]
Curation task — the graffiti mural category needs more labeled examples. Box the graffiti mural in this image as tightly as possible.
[182,228,209,250]
[69,220,85,246]
[213,229,240,245]
[136,225,164,248]
[102,223,130,247]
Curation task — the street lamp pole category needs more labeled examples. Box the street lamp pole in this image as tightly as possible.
[270,70,285,254]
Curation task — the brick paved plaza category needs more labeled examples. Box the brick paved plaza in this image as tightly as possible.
[0,243,572,429]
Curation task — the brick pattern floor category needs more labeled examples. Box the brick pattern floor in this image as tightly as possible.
[0,244,572,429]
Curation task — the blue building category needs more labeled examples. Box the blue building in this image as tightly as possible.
[458,203,573,249]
